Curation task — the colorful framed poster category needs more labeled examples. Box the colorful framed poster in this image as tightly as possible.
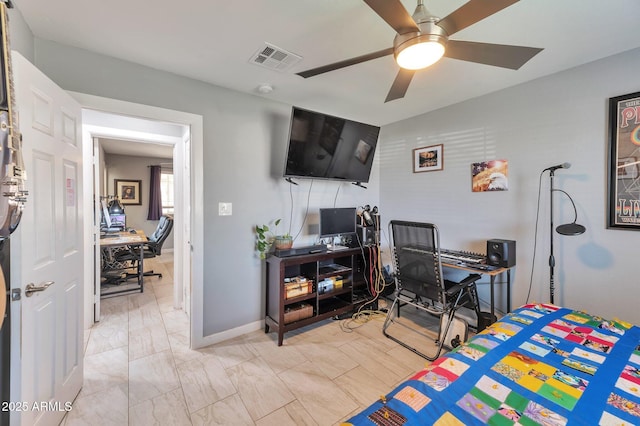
[471,160,508,192]
[608,91,640,229]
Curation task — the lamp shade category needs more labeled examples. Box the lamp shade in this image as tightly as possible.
[108,198,124,215]
[556,222,586,236]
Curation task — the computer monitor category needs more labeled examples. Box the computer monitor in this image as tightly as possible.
[100,199,112,228]
[110,214,126,228]
[100,200,124,232]
[319,207,357,239]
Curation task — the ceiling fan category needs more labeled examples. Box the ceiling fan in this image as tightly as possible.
[297,0,543,103]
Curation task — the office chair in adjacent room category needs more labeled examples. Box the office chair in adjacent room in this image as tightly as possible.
[117,215,174,279]
[382,220,482,360]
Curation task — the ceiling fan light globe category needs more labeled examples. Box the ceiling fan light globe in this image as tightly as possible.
[396,41,445,70]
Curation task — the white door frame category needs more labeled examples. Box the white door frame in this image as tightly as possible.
[92,137,101,322]
[172,130,192,316]
[72,91,204,348]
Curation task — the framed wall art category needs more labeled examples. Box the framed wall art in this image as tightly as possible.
[608,91,640,229]
[413,144,443,173]
[115,179,142,205]
[471,160,509,192]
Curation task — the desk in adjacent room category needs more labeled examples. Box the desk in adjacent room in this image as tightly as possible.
[442,261,512,320]
[100,230,147,296]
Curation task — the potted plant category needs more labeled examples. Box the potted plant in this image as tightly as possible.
[255,219,292,259]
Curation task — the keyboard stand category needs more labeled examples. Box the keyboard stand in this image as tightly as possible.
[441,261,512,320]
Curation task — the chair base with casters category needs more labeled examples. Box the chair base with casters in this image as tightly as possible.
[120,263,163,281]
[116,250,165,281]
[382,220,482,361]
[100,247,136,286]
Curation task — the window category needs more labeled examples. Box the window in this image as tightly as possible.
[160,171,174,215]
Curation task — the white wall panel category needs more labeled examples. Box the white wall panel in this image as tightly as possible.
[32,151,56,268]
[62,160,79,255]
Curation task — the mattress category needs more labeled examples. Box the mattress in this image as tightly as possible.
[344,304,640,425]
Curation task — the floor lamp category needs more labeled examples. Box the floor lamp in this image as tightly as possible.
[547,163,586,304]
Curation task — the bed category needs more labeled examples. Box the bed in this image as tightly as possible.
[344,304,640,425]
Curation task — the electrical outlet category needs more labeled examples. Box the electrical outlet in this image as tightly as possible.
[218,202,232,216]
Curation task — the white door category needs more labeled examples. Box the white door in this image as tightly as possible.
[10,52,84,426]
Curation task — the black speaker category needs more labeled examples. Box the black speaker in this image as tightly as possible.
[486,239,516,268]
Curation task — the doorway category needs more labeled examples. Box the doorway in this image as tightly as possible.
[87,109,184,319]
[75,92,204,349]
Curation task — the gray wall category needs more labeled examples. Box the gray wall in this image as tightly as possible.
[379,48,640,324]
[7,6,34,62]
[29,38,379,336]
[104,153,174,250]
[10,2,639,332]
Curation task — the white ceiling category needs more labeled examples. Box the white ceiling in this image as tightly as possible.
[13,0,640,126]
[100,137,174,159]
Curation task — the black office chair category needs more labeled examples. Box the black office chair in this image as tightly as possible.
[117,215,174,279]
[382,220,482,360]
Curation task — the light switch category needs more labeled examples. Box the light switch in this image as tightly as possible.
[218,202,232,216]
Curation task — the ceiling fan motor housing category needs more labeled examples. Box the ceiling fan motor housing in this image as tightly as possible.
[394,21,448,51]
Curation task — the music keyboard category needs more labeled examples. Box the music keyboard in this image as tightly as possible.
[439,248,486,265]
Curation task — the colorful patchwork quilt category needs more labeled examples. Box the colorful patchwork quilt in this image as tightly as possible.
[344,304,640,425]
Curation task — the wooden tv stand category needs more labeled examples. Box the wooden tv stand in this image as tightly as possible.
[264,247,369,346]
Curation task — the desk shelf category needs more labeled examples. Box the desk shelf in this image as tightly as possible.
[284,292,317,306]
[317,285,351,301]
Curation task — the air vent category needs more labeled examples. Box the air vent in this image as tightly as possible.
[249,43,302,72]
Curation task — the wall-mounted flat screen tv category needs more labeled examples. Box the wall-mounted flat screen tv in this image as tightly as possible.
[283,107,380,183]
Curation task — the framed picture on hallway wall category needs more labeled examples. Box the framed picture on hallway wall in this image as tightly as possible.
[608,91,640,230]
[115,179,142,205]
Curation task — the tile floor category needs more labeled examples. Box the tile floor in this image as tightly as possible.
[63,253,438,426]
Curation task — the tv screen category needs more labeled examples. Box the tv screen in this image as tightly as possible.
[283,107,380,183]
[319,207,357,238]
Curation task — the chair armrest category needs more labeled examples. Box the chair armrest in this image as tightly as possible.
[445,273,481,296]
[144,241,159,256]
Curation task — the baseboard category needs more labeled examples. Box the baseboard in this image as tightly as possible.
[196,319,263,349]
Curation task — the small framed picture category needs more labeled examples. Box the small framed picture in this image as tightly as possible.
[413,144,443,173]
[115,179,142,205]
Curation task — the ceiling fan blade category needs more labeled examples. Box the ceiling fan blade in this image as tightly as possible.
[363,0,419,34]
[297,47,394,78]
[385,68,416,103]
[437,0,519,37]
[445,40,543,70]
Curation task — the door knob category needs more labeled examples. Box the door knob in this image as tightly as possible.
[25,281,54,297]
